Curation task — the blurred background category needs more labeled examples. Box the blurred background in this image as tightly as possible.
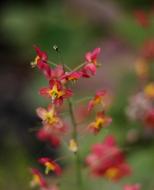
[1,0,154,189]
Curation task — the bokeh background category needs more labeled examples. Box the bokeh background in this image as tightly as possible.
[1,0,154,190]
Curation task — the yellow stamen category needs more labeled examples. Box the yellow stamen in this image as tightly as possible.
[95,117,105,129]
[105,167,119,180]
[49,85,64,99]
[45,162,55,174]
[30,56,39,68]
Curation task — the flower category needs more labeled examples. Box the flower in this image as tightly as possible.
[32,46,48,66]
[82,47,101,77]
[68,139,78,153]
[88,90,107,111]
[36,105,60,126]
[31,46,52,79]
[141,39,154,60]
[126,92,152,121]
[47,65,65,81]
[85,47,101,64]
[38,157,62,175]
[135,58,149,79]
[85,135,131,180]
[134,10,149,28]
[124,184,141,190]
[144,83,154,98]
[39,80,72,105]
[62,71,82,82]
[144,108,154,128]
[30,168,47,188]
[88,112,112,134]
[36,128,61,148]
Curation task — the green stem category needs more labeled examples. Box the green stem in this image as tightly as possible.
[72,62,86,72]
[48,60,72,71]
[68,98,84,189]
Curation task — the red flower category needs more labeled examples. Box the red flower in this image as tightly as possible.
[31,46,53,79]
[36,128,61,148]
[62,71,82,82]
[145,108,154,128]
[46,64,65,81]
[30,168,47,188]
[86,135,131,181]
[82,47,101,77]
[134,10,149,28]
[39,80,72,105]
[88,90,107,111]
[38,157,62,175]
[88,112,112,134]
[85,47,101,64]
[124,184,141,190]
[36,104,60,126]
[141,39,154,60]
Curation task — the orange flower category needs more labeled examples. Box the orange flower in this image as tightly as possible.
[88,112,112,134]
[135,58,148,79]
[36,104,59,126]
[40,80,72,105]
[88,90,106,111]
[38,157,62,175]
[30,168,47,188]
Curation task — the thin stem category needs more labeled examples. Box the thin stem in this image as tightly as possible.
[47,60,58,67]
[75,96,92,104]
[47,60,72,71]
[72,62,86,72]
[68,98,84,189]
[55,48,84,189]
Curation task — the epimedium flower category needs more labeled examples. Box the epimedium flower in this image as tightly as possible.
[144,108,154,128]
[36,104,60,126]
[124,184,141,190]
[88,89,107,112]
[62,71,82,83]
[85,135,131,181]
[39,80,72,105]
[36,128,61,148]
[30,168,47,189]
[31,46,52,79]
[88,111,112,134]
[134,10,149,28]
[38,157,62,175]
[46,64,65,82]
[85,47,101,64]
[82,47,101,77]
[32,46,48,67]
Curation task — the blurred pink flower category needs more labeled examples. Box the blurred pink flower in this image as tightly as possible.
[86,135,131,181]
[124,184,141,190]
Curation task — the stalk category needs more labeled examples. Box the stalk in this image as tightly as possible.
[68,98,84,189]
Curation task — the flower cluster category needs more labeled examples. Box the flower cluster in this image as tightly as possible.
[29,45,137,190]
[127,39,154,128]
